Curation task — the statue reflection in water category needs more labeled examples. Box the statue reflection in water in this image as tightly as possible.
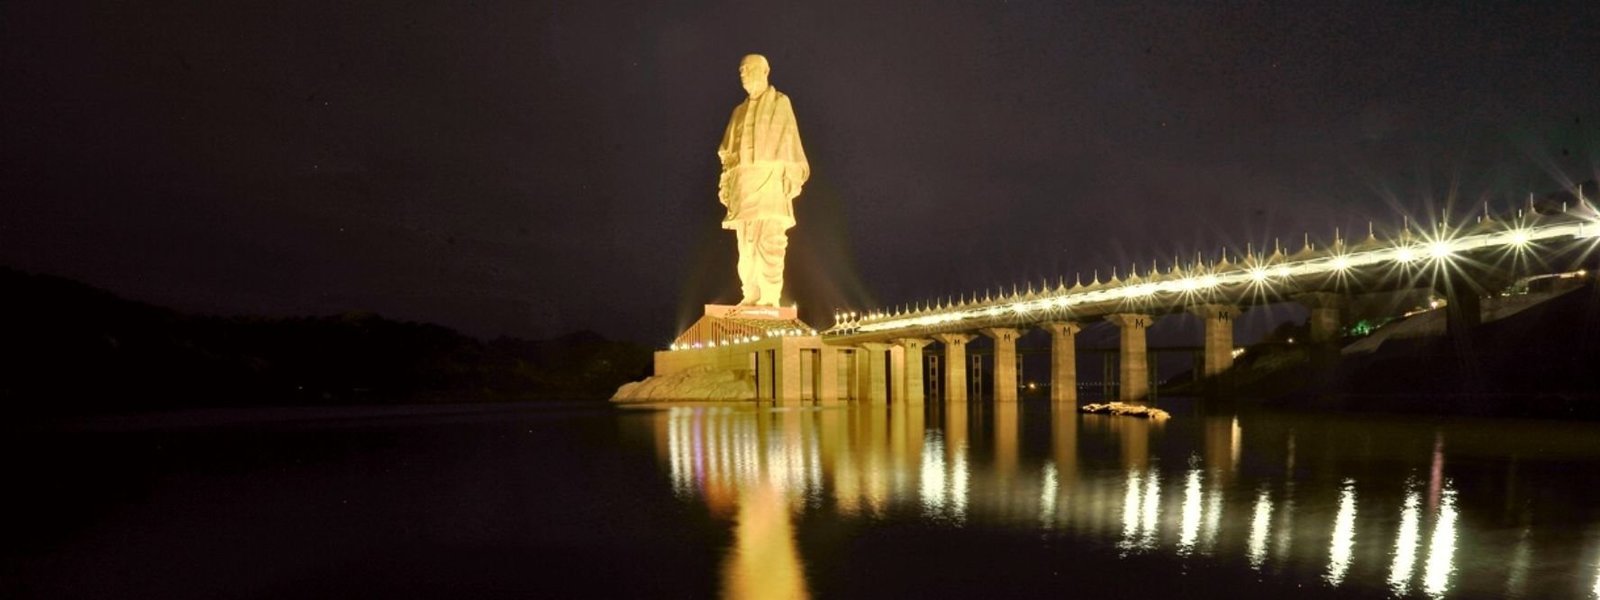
[723,481,808,600]
[663,406,817,599]
[639,403,1600,597]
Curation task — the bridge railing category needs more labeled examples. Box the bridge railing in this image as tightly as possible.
[825,207,1599,341]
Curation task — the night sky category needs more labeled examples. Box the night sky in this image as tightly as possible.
[3,1,1597,344]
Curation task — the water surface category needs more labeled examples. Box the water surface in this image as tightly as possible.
[8,400,1600,598]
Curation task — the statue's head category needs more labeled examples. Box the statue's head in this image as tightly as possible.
[739,54,770,98]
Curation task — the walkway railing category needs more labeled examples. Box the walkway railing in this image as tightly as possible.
[826,205,1599,341]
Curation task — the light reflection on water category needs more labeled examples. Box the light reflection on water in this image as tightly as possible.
[919,429,947,515]
[1178,468,1199,553]
[1325,478,1357,585]
[649,402,1600,598]
[722,481,810,600]
[1248,486,1271,568]
[1389,487,1422,594]
[1594,550,1600,599]
[1038,462,1058,529]
[1424,488,1459,598]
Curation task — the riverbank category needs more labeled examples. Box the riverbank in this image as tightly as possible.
[1205,279,1600,420]
[1,267,651,417]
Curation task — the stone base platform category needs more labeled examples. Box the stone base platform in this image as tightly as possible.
[611,304,823,403]
[612,365,755,402]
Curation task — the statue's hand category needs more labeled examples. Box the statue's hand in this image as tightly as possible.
[783,164,808,199]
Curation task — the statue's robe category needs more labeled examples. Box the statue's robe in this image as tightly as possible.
[717,87,810,306]
[718,87,809,229]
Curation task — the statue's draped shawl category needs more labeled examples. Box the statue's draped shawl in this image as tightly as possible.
[717,88,810,227]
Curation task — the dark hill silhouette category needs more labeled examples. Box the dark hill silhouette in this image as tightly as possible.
[1326,281,1600,416]
[1211,278,1600,418]
[0,267,650,415]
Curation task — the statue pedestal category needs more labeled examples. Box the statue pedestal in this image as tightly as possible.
[610,303,820,404]
[675,304,809,347]
[703,303,797,320]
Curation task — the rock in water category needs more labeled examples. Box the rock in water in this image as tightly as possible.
[1079,402,1171,420]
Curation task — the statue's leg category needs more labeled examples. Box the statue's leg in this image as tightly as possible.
[756,221,789,307]
[737,223,758,304]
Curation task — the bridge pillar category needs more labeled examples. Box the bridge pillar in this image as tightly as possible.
[851,346,873,402]
[889,344,907,402]
[1041,321,1081,405]
[1444,291,1483,336]
[859,342,893,404]
[778,337,803,405]
[1294,292,1346,344]
[979,327,1022,402]
[817,345,840,404]
[1106,313,1154,401]
[1437,270,1485,338]
[893,338,933,404]
[1190,304,1241,376]
[931,333,976,403]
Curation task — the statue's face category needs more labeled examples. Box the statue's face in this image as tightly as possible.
[739,58,769,98]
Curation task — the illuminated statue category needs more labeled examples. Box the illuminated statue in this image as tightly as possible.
[718,54,810,307]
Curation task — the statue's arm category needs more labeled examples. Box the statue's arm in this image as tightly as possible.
[718,169,731,208]
[779,96,810,199]
[717,111,738,207]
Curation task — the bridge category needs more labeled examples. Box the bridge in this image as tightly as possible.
[642,195,1600,406]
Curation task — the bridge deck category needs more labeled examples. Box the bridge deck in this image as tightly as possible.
[824,211,1597,343]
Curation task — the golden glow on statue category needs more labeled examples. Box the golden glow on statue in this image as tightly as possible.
[718,54,810,307]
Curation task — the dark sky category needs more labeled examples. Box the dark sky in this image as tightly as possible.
[3,1,1597,344]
